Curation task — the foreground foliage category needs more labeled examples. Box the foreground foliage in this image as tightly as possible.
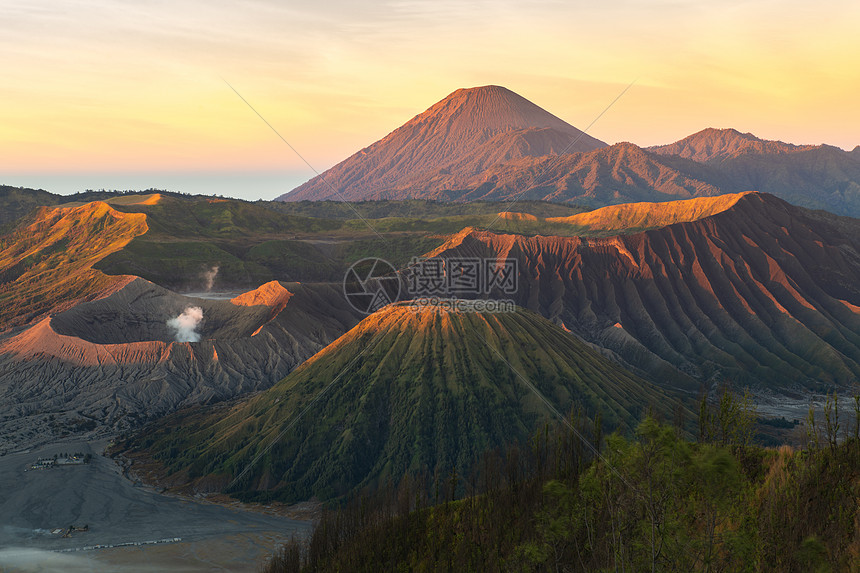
[266,417,860,572]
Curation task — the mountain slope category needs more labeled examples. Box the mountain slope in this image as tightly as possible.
[427,192,860,390]
[126,303,674,503]
[0,202,149,331]
[649,130,860,214]
[280,85,606,202]
[286,135,860,215]
[418,142,729,205]
[716,145,860,216]
[0,192,455,310]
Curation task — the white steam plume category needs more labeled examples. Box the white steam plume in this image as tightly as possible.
[203,265,219,291]
[167,306,204,342]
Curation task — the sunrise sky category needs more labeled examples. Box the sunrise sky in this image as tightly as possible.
[2,0,859,200]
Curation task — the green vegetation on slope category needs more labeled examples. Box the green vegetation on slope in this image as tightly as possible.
[93,195,357,289]
[0,188,596,326]
[124,304,678,504]
[112,195,342,239]
[266,412,860,573]
[94,195,591,290]
[0,185,62,230]
[267,199,586,220]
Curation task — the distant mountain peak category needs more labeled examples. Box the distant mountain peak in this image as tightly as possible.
[649,127,816,163]
[275,89,860,215]
[279,86,606,202]
[412,85,584,135]
[697,127,753,138]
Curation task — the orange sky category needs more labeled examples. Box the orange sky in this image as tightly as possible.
[1,0,859,199]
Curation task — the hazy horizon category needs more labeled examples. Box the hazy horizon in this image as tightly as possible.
[4,121,856,202]
[0,170,313,202]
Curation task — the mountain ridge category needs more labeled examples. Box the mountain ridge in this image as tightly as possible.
[427,192,860,390]
[648,127,819,163]
[0,201,149,331]
[545,191,755,234]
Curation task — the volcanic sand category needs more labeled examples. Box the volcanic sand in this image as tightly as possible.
[0,440,308,572]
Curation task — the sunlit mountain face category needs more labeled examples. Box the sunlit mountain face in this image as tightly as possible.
[281,87,860,216]
[427,192,860,391]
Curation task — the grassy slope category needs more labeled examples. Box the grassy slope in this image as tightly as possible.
[126,304,679,504]
[94,196,346,287]
[266,199,586,220]
[2,187,737,296]
[95,196,593,289]
[0,185,62,230]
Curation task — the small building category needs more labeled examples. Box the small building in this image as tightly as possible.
[30,457,55,470]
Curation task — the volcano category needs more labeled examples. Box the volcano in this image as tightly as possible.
[277,87,860,215]
[0,278,361,451]
[279,85,606,202]
[127,303,675,503]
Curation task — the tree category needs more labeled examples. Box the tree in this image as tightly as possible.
[807,402,821,449]
[700,385,756,448]
[853,392,860,443]
[691,445,742,572]
[823,392,840,450]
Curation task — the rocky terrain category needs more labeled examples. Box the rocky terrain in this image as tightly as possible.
[647,127,818,163]
[544,190,756,234]
[0,279,360,452]
[0,201,149,331]
[0,190,585,453]
[427,192,860,390]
